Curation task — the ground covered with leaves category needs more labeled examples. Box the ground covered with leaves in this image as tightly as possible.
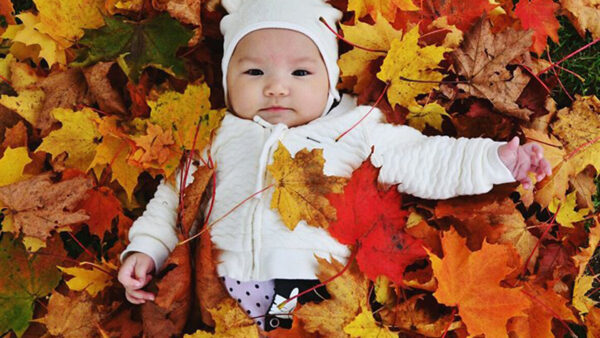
[0,0,599,337]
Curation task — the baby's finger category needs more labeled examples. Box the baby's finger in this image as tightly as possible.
[531,143,544,159]
[127,288,155,302]
[521,177,532,190]
[125,291,146,304]
[118,262,138,289]
[539,158,552,176]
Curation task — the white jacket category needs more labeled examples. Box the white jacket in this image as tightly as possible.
[121,96,515,281]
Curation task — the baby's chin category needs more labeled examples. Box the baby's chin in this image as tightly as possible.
[257,111,300,127]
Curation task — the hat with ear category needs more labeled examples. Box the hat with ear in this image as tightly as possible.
[220,0,343,116]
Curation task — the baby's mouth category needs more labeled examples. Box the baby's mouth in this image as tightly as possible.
[261,106,291,112]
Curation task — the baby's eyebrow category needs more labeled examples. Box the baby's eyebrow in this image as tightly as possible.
[237,56,319,64]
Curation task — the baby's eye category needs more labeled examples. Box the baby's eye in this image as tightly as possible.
[244,69,263,76]
[292,69,310,76]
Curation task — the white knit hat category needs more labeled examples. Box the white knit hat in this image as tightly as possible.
[220,0,343,116]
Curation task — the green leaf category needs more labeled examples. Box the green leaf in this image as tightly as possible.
[0,234,64,337]
[70,13,193,82]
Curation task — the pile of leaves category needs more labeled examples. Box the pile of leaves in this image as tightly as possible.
[0,0,599,336]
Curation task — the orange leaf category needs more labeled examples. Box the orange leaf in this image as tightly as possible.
[429,229,531,338]
[78,186,130,238]
[514,0,560,55]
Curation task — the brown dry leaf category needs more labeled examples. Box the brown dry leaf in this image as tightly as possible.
[1,120,27,150]
[268,142,347,230]
[141,235,192,336]
[37,290,102,338]
[37,68,93,135]
[101,308,143,338]
[0,173,92,245]
[453,17,535,120]
[573,220,600,275]
[405,209,442,257]
[571,167,598,210]
[496,211,539,272]
[181,165,214,235]
[378,294,460,337]
[560,0,600,39]
[185,298,259,337]
[295,257,369,337]
[82,61,127,115]
[152,0,202,26]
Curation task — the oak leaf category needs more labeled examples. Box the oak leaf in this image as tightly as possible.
[377,26,449,109]
[0,234,65,337]
[338,15,401,96]
[343,305,396,337]
[514,0,560,55]
[560,0,600,39]
[72,13,194,82]
[184,298,259,338]
[430,229,530,338]
[269,143,347,230]
[58,260,117,297]
[37,108,101,172]
[148,83,225,156]
[296,257,369,337]
[348,0,418,23]
[0,173,93,246]
[453,18,535,120]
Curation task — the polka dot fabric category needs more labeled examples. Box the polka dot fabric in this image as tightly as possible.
[222,276,275,330]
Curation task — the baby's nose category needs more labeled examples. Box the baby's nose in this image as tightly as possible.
[264,81,289,96]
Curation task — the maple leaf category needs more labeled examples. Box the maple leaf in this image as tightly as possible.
[508,283,577,338]
[268,143,347,230]
[377,26,449,109]
[37,108,101,172]
[573,221,600,275]
[184,298,259,337]
[71,13,194,82]
[560,0,600,39]
[343,305,396,337]
[348,0,418,23]
[0,12,66,66]
[453,18,535,120]
[514,0,560,55]
[0,146,31,186]
[89,116,142,201]
[328,159,426,284]
[551,95,600,175]
[77,186,131,239]
[406,102,450,131]
[338,15,401,96]
[549,191,591,228]
[58,260,117,297]
[34,0,105,49]
[2,120,28,150]
[153,0,202,26]
[573,274,598,315]
[148,83,225,156]
[429,0,498,32]
[0,234,65,337]
[36,290,103,337]
[586,306,600,336]
[296,257,369,337]
[82,61,127,115]
[0,88,45,127]
[0,173,93,246]
[129,122,179,177]
[429,229,531,338]
[181,165,214,234]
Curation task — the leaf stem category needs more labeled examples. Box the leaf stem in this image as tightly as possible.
[520,205,560,277]
[67,231,98,262]
[564,135,600,161]
[520,287,577,338]
[441,307,457,338]
[538,37,600,75]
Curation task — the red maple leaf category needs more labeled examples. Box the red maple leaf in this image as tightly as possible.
[514,0,560,55]
[327,160,426,284]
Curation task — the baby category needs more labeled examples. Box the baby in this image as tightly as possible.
[118,0,552,331]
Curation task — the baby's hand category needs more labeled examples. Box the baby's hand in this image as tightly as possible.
[498,136,552,190]
[117,252,156,304]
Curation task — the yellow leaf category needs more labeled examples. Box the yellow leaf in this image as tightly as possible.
[0,89,45,125]
[22,236,46,252]
[90,116,142,201]
[377,26,449,109]
[374,275,392,305]
[2,12,66,66]
[33,0,106,49]
[268,143,347,230]
[552,95,600,175]
[37,108,101,172]
[428,17,464,49]
[0,146,31,187]
[184,298,259,338]
[407,102,449,131]
[344,305,396,338]
[10,59,42,90]
[348,0,418,23]
[573,274,598,316]
[58,261,117,297]
[338,16,402,94]
[0,53,14,80]
[548,191,590,228]
[497,212,539,272]
[149,83,225,154]
[573,219,600,275]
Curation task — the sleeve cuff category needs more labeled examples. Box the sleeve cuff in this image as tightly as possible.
[487,141,516,184]
[120,235,171,272]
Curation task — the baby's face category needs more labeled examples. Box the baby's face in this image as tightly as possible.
[226,29,329,127]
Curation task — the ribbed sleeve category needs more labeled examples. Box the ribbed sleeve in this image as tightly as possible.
[368,123,516,200]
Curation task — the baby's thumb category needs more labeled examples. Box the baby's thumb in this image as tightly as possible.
[507,136,520,150]
[134,259,150,285]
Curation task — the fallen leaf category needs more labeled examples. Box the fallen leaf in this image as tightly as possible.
[1,120,28,150]
[82,61,127,115]
[37,290,102,338]
[184,298,259,337]
[78,186,131,238]
[0,146,31,186]
[560,0,600,39]
[343,305,396,337]
[430,229,530,338]
[453,18,535,120]
[406,102,450,131]
[269,142,347,230]
[573,274,598,316]
[348,0,418,23]
[152,0,202,26]
[549,191,591,228]
[58,260,117,297]
[514,0,560,55]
